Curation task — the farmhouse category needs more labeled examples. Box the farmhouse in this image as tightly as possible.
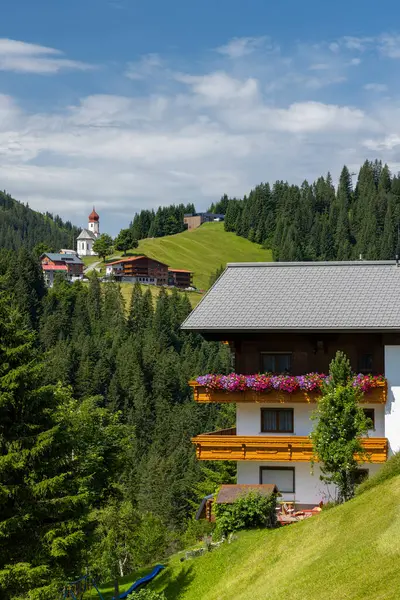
[168,268,193,289]
[41,252,84,287]
[105,255,169,285]
[184,212,225,231]
[182,261,400,507]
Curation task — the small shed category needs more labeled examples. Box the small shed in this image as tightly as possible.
[215,484,279,505]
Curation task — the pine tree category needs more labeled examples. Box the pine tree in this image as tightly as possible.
[0,295,87,598]
[380,197,396,259]
[332,166,353,260]
[128,283,144,334]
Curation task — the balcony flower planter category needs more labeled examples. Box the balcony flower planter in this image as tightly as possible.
[190,373,387,404]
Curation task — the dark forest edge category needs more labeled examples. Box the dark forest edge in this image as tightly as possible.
[0,191,80,252]
[0,250,234,599]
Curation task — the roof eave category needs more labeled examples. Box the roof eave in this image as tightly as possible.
[181,326,400,334]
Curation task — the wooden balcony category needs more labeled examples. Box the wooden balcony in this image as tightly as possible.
[192,429,388,463]
[190,381,387,405]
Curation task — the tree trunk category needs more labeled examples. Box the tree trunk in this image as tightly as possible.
[114,578,120,600]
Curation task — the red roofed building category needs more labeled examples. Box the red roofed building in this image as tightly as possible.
[41,253,84,287]
[168,268,193,289]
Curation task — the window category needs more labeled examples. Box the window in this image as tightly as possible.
[363,408,375,429]
[261,353,291,373]
[261,408,294,433]
[358,353,373,374]
[260,467,295,493]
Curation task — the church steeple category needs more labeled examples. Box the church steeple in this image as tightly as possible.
[88,207,100,237]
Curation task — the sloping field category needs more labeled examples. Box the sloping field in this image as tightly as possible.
[136,222,272,290]
[149,468,400,600]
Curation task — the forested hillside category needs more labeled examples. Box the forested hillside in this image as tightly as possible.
[129,202,196,239]
[223,159,400,261]
[0,191,80,251]
[0,249,233,599]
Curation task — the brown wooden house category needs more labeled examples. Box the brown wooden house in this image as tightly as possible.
[168,268,194,289]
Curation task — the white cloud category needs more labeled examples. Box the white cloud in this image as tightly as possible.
[2,33,400,233]
[378,34,400,58]
[216,36,267,59]
[175,71,259,106]
[364,83,388,92]
[272,102,366,133]
[125,53,162,80]
[329,42,340,53]
[0,38,92,73]
[309,63,330,71]
[342,36,374,51]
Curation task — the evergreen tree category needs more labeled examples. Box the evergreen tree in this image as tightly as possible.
[128,283,144,334]
[0,296,88,598]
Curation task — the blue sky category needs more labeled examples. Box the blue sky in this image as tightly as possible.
[2,0,400,234]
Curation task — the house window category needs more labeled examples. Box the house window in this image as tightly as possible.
[261,408,294,433]
[260,467,295,493]
[363,408,375,429]
[358,353,373,373]
[261,353,291,373]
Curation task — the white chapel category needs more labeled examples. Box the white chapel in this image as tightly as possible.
[77,208,100,256]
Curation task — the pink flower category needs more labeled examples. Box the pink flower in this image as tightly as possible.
[196,372,385,394]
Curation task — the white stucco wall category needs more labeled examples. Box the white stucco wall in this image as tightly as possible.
[384,345,400,455]
[236,403,384,437]
[237,461,382,505]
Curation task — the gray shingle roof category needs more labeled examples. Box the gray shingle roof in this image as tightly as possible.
[77,228,96,240]
[42,253,84,265]
[181,261,400,331]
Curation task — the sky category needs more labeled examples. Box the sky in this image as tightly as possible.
[2,0,400,234]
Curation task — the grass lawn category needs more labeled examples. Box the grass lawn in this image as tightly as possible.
[136,223,272,290]
[145,475,400,600]
[81,255,101,268]
[85,567,155,599]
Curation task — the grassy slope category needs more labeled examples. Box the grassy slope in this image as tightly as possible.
[132,222,271,290]
[147,475,400,600]
[87,567,152,599]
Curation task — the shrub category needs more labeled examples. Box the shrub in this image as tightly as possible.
[133,513,169,567]
[182,518,214,547]
[356,452,400,496]
[214,491,277,537]
[128,590,167,600]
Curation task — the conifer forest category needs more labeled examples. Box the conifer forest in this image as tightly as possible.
[0,248,232,599]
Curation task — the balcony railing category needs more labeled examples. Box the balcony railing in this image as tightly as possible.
[192,431,388,463]
[189,380,387,405]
